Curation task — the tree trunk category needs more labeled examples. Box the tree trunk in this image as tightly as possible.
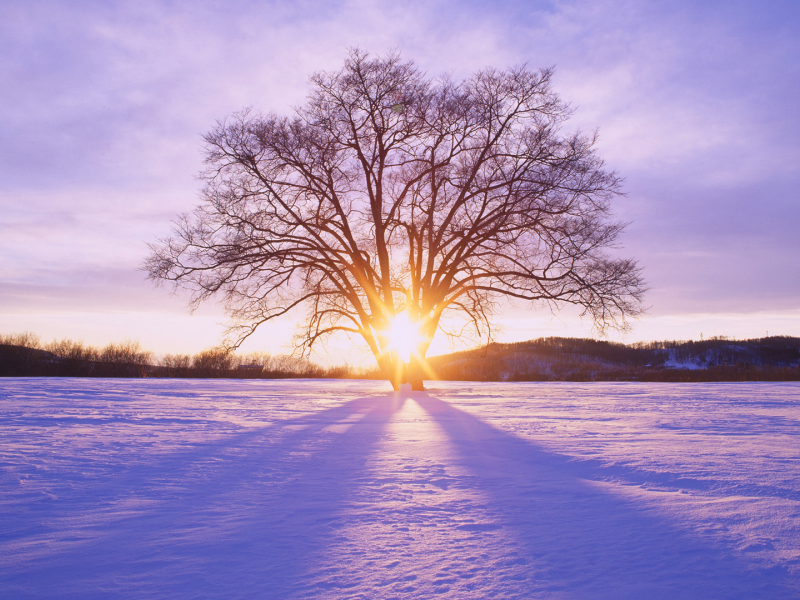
[378,353,405,391]
[407,354,426,391]
[377,351,427,392]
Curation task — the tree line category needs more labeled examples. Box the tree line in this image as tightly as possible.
[2,332,797,381]
[0,333,349,379]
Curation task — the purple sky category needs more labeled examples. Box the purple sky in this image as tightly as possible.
[2,0,798,360]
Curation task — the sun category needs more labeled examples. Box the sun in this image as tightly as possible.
[383,311,425,363]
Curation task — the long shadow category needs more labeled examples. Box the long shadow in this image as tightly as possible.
[5,386,798,599]
[413,394,798,600]
[1,392,406,599]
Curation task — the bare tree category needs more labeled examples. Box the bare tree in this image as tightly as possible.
[101,341,149,363]
[146,50,645,390]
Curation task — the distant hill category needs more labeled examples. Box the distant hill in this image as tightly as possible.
[426,336,800,382]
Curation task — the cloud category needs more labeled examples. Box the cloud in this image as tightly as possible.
[1,0,798,352]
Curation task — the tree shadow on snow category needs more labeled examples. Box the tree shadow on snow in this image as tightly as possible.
[411,393,797,600]
[5,388,798,600]
[2,392,407,600]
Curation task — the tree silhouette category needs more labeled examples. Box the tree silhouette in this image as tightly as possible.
[146,50,645,390]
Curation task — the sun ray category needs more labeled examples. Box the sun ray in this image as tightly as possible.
[383,311,425,363]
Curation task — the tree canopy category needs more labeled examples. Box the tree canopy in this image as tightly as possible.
[146,50,645,390]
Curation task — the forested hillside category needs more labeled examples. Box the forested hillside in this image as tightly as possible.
[427,336,800,382]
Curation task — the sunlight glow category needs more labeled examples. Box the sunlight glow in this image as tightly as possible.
[383,311,425,363]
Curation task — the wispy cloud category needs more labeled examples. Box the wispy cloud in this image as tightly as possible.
[1,0,798,352]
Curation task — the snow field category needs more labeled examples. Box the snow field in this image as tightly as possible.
[1,379,798,598]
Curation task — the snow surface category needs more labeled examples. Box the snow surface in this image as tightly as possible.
[1,378,798,599]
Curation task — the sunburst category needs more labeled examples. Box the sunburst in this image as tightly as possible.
[383,311,424,363]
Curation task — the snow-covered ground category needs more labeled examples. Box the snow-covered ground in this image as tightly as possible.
[1,379,798,599]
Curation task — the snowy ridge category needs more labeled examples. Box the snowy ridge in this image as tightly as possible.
[1,379,798,598]
[429,336,800,381]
